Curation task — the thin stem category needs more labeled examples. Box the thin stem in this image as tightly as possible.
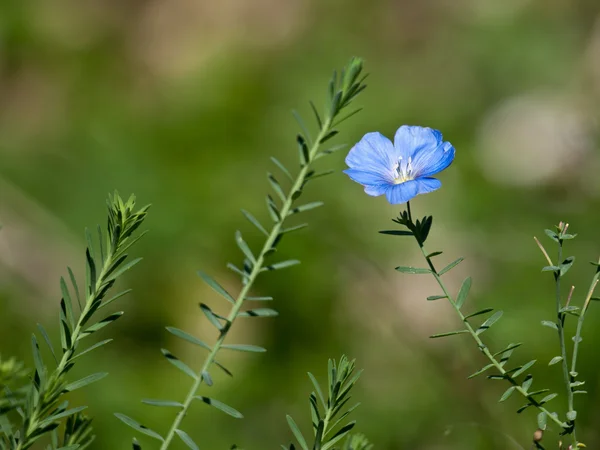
[404,205,566,433]
[159,121,333,450]
[554,241,577,446]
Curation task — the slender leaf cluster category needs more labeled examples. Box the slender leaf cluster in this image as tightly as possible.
[116,58,368,450]
[534,223,600,447]
[0,193,149,450]
[386,205,573,441]
[284,356,362,450]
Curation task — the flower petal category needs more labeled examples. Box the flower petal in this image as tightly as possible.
[345,132,397,182]
[385,181,419,204]
[411,141,455,178]
[393,126,441,161]
[415,177,442,194]
[343,168,389,186]
[364,184,388,196]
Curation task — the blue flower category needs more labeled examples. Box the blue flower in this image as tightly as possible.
[343,125,455,204]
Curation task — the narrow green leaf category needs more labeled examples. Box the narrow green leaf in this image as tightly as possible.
[104,257,142,283]
[541,320,558,330]
[36,324,58,365]
[237,308,278,318]
[99,289,132,310]
[516,404,532,414]
[522,375,533,392]
[476,311,503,334]
[221,344,266,352]
[175,429,198,450]
[544,229,559,242]
[429,330,469,338]
[31,335,45,386]
[286,415,309,450]
[198,270,235,304]
[537,412,547,430]
[166,327,211,351]
[241,209,268,236]
[81,312,123,336]
[464,308,493,320]
[271,157,293,182]
[542,265,560,272]
[319,130,338,144]
[245,296,273,301]
[38,406,87,428]
[195,396,243,419]
[427,295,447,301]
[263,260,301,271]
[199,303,224,330]
[235,231,255,264]
[266,195,281,222]
[67,267,82,311]
[315,144,347,159]
[60,277,75,327]
[114,413,164,442]
[438,257,464,275]
[549,356,563,366]
[395,266,431,274]
[307,372,326,409]
[297,134,309,166]
[201,370,213,386]
[321,421,356,450]
[540,393,558,404]
[64,372,108,392]
[268,173,286,202]
[559,256,575,276]
[161,349,197,380]
[378,230,413,236]
[280,224,308,235]
[72,339,113,361]
[512,360,536,378]
[528,389,550,396]
[142,399,183,408]
[455,277,471,309]
[467,363,495,379]
[492,343,523,357]
[309,101,322,130]
[288,202,324,216]
[499,386,516,402]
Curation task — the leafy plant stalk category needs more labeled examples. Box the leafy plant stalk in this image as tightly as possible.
[553,236,576,445]
[404,202,567,432]
[11,194,149,450]
[157,59,367,450]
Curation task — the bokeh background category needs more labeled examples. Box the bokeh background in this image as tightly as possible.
[2,0,600,448]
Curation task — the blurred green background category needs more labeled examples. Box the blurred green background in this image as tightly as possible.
[2,0,600,448]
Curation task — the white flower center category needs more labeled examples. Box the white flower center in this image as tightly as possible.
[393,156,414,184]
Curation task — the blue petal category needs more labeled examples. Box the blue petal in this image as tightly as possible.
[343,168,389,186]
[415,177,442,194]
[393,126,441,161]
[385,181,419,204]
[412,141,455,178]
[345,132,397,182]
[364,184,388,196]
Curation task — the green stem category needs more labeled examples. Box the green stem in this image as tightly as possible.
[159,121,332,450]
[554,243,577,446]
[568,259,599,446]
[406,203,567,433]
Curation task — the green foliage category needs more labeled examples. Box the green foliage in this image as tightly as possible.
[116,58,367,450]
[284,356,362,450]
[383,204,598,446]
[0,193,149,450]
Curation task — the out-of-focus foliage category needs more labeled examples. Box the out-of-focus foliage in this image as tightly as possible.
[1,0,600,449]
